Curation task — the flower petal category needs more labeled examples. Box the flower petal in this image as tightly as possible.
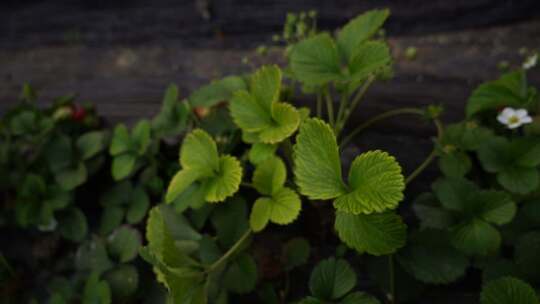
[515,109,529,119]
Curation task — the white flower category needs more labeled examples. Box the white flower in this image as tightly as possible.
[38,217,58,232]
[523,53,538,70]
[497,107,533,129]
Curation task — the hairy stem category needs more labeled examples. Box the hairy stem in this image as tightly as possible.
[405,118,443,185]
[206,229,251,273]
[340,108,424,148]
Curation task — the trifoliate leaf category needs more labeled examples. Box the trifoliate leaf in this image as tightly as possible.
[412,193,455,229]
[111,154,136,181]
[290,33,342,86]
[58,207,88,242]
[340,292,381,304]
[252,156,287,196]
[203,155,243,203]
[335,211,406,256]
[309,257,356,300]
[110,124,131,156]
[294,118,346,199]
[432,178,477,211]
[180,129,219,175]
[334,150,404,214]
[230,90,272,132]
[515,231,540,282]
[451,219,500,256]
[77,131,107,160]
[104,264,138,299]
[397,229,468,284]
[249,187,301,232]
[480,276,539,304]
[467,70,530,117]
[107,226,141,263]
[189,75,247,107]
[152,84,189,137]
[282,237,311,271]
[223,253,258,294]
[337,9,389,61]
[248,142,277,165]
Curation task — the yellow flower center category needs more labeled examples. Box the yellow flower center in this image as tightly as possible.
[508,116,520,125]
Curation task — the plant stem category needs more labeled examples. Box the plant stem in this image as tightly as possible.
[324,86,335,128]
[206,229,252,273]
[389,255,396,304]
[340,108,424,148]
[405,118,444,185]
[337,75,375,135]
[281,138,295,169]
[335,91,349,130]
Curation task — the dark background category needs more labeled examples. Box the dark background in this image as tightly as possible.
[1,0,539,192]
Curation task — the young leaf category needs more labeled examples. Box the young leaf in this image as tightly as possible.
[294,118,346,199]
[202,155,243,203]
[248,142,277,165]
[335,211,406,256]
[189,75,247,108]
[451,219,500,256]
[348,41,391,83]
[334,150,404,214]
[397,229,468,284]
[252,156,287,196]
[480,276,539,304]
[337,9,390,61]
[180,129,219,175]
[290,33,342,86]
[230,65,300,143]
[309,257,356,300]
[250,187,301,232]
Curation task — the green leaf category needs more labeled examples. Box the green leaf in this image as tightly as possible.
[77,131,107,160]
[230,90,273,132]
[45,134,73,173]
[211,197,249,248]
[189,75,247,108]
[256,102,301,144]
[340,292,381,304]
[152,84,189,137]
[126,187,150,224]
[107,226,141,263]
[294,118,346,199]
[75,238,114,274]
[56,162,87,190]
[337,9,390,61]
[223,253,258,294]
[480,276,539,304]
[282,237,311,271]
[248,142,277,165]
[309,257,356,300]
[467,70,530,117]
[82,272,111,304]
[475,191,516,225]
[132,120,151,155]
[497,166,539,195]
[99,206,124,236]
[253,156,287,196]
[412,193,455,229]
[451,219,500,256]
[432,178,477,211]
[180,129,220,175]
[166,169,201,204]
[348,41,391,82]
[109,124,131,156]
[250,187,301,232]
[335,211,406,255]
[104,265,138,299]
[515,231,540,282]
[251,65,281,114]
[439,151,472,178]
[334,150,404,214]
[58,207,88,242]
[203,155,243,203]
[290,33,342,86]
[397,230,468,284]
[111,154,136,181]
